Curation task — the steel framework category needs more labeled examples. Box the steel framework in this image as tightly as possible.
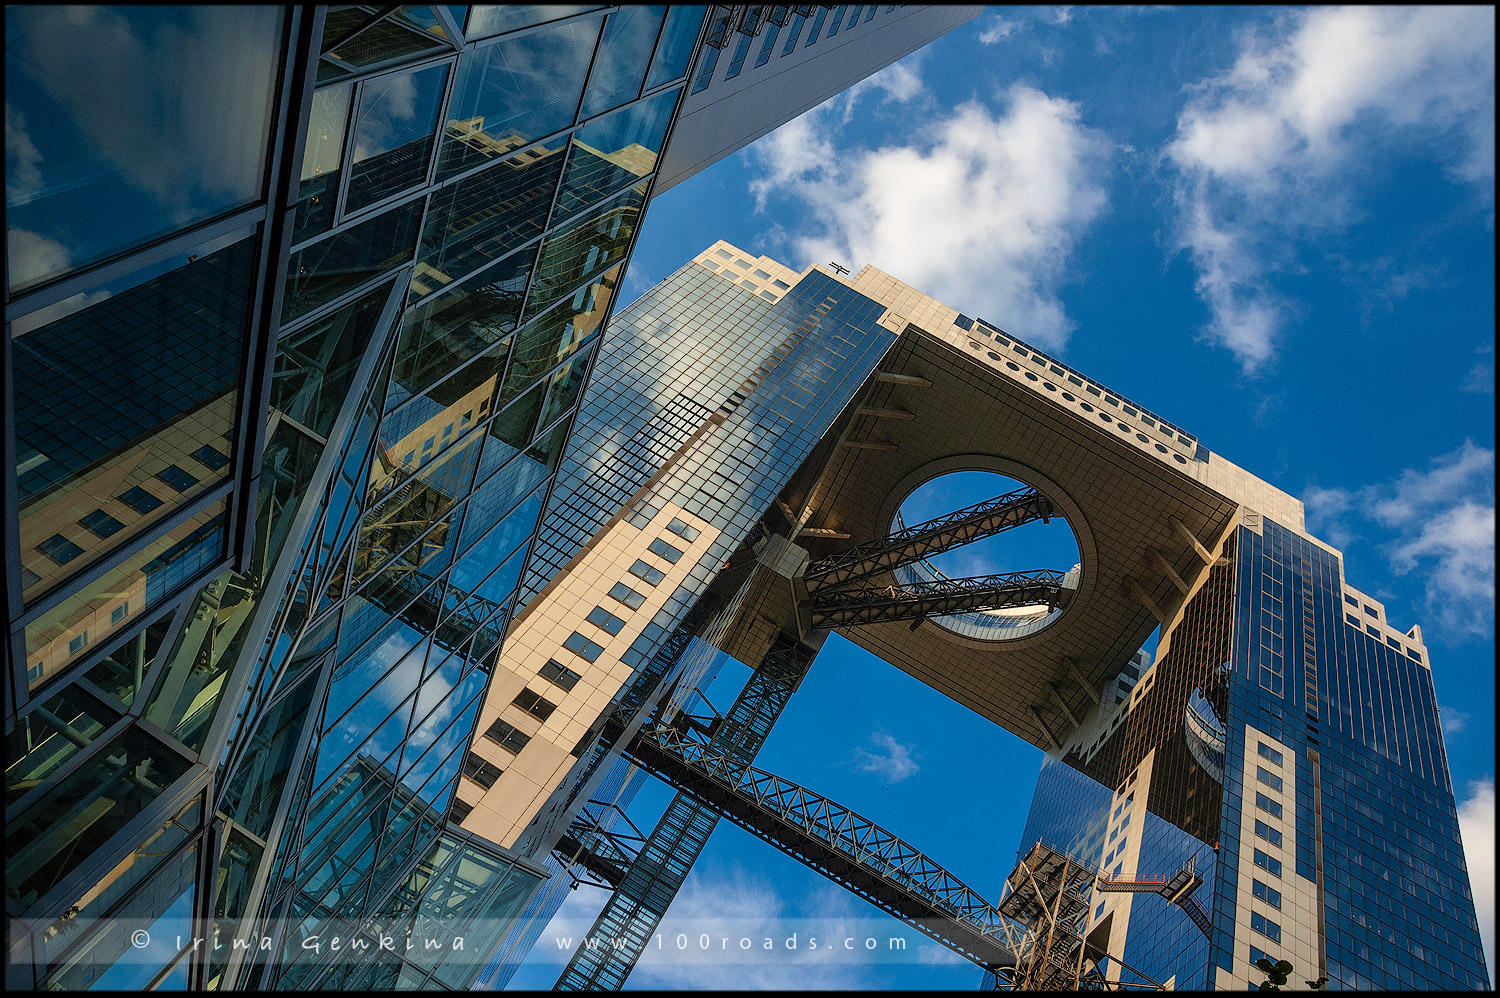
[803,487,1055,590]
[808,569,1070,628]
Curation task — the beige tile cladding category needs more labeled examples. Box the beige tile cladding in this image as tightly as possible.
[458,503,718,848]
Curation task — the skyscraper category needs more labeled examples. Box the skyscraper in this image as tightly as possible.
[3,7,978,991]
[481,240,1489,990]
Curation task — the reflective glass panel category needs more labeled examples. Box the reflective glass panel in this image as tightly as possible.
[465,5,603,42]
[13,234,253,606]
[345,62,450,212]
[554,87,677,222]
[502,263,619,404]
[578,7,667,119]
[523,185,643,320]
[437,15,602,178]
[538,341,597,431]
[84,611,177,708]
[4,6,281,292]
[219,670,320,839]
[5,726,193,911]
[282,195,423,323]
[418,146,563,292]
[319,6,454,85]
[24,499,229,692]
[272,280,393,439]
[6,686,120,807]
[646,6,706,89]
[292,83,354,244]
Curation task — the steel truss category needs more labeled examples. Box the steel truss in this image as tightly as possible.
[807,569,1070,628]
[625,719,1030,969]
[803,487,1056,590]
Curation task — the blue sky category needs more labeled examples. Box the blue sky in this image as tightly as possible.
[512,6,1495,987]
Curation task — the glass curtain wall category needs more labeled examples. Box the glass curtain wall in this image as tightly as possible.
[4,4,706,991]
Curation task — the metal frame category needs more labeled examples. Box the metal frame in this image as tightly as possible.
[808,568,1071,628]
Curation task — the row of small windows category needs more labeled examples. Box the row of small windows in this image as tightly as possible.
[34,450,229,566]
[462,754,505,789]
[1253,848,1284,878]
[1250,909,1283,944]
[1256,765,1285,792]
[1252,878,1283,910]
[1254,818,1283,848]
[1342,593,1423,662]
[1255,791,1284,819]
[1257,741,1284,766]
[484,719,531,755]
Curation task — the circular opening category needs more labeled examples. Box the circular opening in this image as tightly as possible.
[1025,371,1039,381]
[895,470,1081,641]
[1044,382,1057,391]
[969,341,982,351]
[1081,402,1094,412]
[1155,443,1168,454]
[1174,454,1188,464]
[1136,433,1149,443]
[1006,361,1020,371]
[987,351,1002,361]
[1062,391,1075,401]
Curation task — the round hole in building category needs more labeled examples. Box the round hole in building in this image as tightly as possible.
[1025,371,1039,381]
[1043,381,1057,391]
[1006,361,1021,371]
[1136,433,1150,443]
[892,470,1081,642]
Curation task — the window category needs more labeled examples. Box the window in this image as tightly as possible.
[666,518,701,542]
[1344,594,1358,606]
[608,582,646,610]
[450,800,473,824]
[714,248,733,259]
[155,465,200,492]
[752,269,771,280]
[563,631,605,662]
[1250,911,1282,944]
[805,6,828,45]
[484,720,531,754]
[79,509,125,538]
[772,279,791,290]
[1253,849,1283,878]
[119,486,165,515]
[954,314,974,330]
[648,538,683,563]
[512,688,558,722]
[1363,605,1378,618]
[628,559,664,585]
[1252,879,1283,909]
[461,754,504,788]
[586,606,627,635]
[68,632,89,655]
[111,603,130,625]
[1254,819,1283,847]
[1254,792,1283,818]
[191,444,231,471]
[1257,742,1284,766]
[38,534,85,565]
[539,659,581,692]
[1257,766,1284,791]
[1250,945,1276,969]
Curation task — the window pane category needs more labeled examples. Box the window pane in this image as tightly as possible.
[646,6,706,89]
[525,187,644,321]
[319,6,455,85]
[4,6,281,292]
[5,686,119,807]
[579,7,667,119]
[24,499,229,693]
[282,195,424,323]
[14,235,253,606]
[465,5,604,43]
[4,726,193,911]
[272,281,393,439]
[501,263,619,407]
[293,83,354,244]
[345,62,450,212]
[438,16,603,179]
[537,342,597,432]
[418,148,563,293]
[554,87,679,223]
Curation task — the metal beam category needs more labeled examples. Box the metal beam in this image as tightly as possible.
[804,487,1056,590]
[809,570,1070,628]
[874,372,932,386]
[839,439,898,451]
[1123,575,1168,626]
[1028,706,1062,752]
[857,407,915,420]
[1046,681,1081,728]
[1169,517,1215,566]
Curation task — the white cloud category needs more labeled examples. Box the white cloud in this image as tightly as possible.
[1051,7,1075,27]
[747,83,1111,352]
[1305,441,1495,638]
[1441,707,1470,735]
[1457,779,1495,983]
[841,56,926,123]
[1164,6,1495,373]
[1462,344,1495,394]
[852,729,921,783]
[978,16,1021,45]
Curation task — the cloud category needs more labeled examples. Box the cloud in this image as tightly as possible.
[1305,441,1495,637]
[840,56,926,123]
[1457,779,1495,983]
[1462,344,1495,394]
[977,16,1022,45]
[1442,707,1470,735]
[852,729,921,783]
[747,83,1111,352]
[1164,6,1496,373]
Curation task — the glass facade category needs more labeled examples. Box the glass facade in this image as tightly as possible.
[5,5,707,990]
[1017,519,1490,991]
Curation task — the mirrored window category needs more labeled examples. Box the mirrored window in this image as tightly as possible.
[272,281,394,439]
[13,234,254,607]
[578,7,667,119]
[293,83,354,244]
[319,5,456,85]
[524,186,643,321]
[554,87,678,223]
[438,15,602,178]
[345,62,451,212]
[646,6,705,89]
[283,195,423,323]
[4,6,281,292]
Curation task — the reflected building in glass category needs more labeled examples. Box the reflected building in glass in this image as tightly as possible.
[4,5,978,992]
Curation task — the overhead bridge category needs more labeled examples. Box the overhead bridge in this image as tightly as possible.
[806,569,1071,628]
[802,487,1055,590]
[622,718,1029,970]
